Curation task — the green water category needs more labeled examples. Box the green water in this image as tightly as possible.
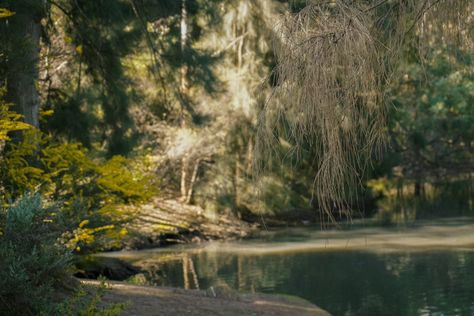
[104,219,474,316]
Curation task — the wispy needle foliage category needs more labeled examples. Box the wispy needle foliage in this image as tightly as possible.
[257,0,473,220]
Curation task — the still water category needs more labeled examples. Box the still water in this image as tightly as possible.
[103,219,474,316]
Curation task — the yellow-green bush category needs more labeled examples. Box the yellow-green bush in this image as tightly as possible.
[0,129,154,252]
[0,88,155,252]
[0,106,31,142]
[0,88,31,148]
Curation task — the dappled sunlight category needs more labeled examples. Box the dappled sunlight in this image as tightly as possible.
[1,0,473,315]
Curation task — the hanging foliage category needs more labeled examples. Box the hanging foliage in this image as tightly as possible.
[257,0,473,220]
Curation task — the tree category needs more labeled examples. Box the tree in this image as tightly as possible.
[0,0,181,155]
[389,49,473,184]
[1,0,472,221]
[1,1,44,128]
[258,0,473,219]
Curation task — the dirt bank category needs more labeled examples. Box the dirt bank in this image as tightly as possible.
[82,280,330,316]
[125,198,257,249]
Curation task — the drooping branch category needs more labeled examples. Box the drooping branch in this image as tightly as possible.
[256,0,473,220]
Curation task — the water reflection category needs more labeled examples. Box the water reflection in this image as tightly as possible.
[104,220,474,316]
[130,251,474,316]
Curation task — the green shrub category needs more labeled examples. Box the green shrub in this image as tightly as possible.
[0,130,155,252]
[0,193,72,315]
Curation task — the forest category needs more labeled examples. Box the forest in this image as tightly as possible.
[0,0,473,315]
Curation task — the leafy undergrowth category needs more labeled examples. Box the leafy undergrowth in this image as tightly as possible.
[0,194,126,315]
[0,194,70,315]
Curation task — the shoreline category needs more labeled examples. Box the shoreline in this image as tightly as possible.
[82,279,331,316]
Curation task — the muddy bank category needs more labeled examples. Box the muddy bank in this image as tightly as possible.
[124,198,258,250]
[123,198,336,250]
[82,280,330,316]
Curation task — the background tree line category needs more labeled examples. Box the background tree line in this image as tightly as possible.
[0,0,473,225]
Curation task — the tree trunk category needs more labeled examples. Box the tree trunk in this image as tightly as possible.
[178,0,191,196]
[414,180,422,198]
[246,139,253,174]
[180,156,189,201]
[185,159,201,204]
[234,155,241,208]
[6,7,42,128]
[180,0,188,95]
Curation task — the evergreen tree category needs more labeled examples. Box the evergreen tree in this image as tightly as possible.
[1,0,45,128]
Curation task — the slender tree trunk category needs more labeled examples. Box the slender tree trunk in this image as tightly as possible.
[178,0,190,199]
[180,0,188,96]
[185,159,201,204]
[7,9,41,128]
[469,173,473,211]
[234,154,241,208]
[414,180,421,198]
[77,59,82,94]
[237,33,244,70]
[246,139,253,174]
[180,156,189,201]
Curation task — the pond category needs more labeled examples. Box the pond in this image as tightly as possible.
[100,218,474,316]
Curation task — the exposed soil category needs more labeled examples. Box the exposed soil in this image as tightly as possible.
[82,280,330,316]
[124,198,258,249]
